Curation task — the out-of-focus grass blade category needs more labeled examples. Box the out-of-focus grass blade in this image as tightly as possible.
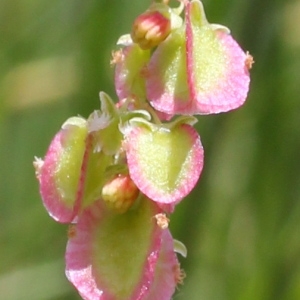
[0,260,71,300]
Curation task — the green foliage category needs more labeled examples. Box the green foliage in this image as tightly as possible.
[1,0,300,299]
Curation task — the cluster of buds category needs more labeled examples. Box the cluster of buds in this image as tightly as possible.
[34,1,252,299]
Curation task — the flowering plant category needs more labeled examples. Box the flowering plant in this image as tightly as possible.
[34,1,252,299]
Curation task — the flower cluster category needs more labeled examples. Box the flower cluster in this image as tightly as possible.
[34,1,252,299]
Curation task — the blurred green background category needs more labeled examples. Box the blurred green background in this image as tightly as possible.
[1,0,300,299]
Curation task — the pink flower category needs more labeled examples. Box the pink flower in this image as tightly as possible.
[65,197,181,300]
[34,117,90,223]
[124,118,204,205]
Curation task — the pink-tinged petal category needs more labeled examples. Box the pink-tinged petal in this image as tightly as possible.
[38,120,88,223]
[114,45,150,100]
[38,116,113,223]
[125,123,204,204]
[66,197,178,300]
[146,26,190,115]
[185,0,250,114]
[141,230,181,300]
[147,0,250,115]
[39,132,74,223]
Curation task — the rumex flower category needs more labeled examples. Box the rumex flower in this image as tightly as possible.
[34,0,252,299]
[65,197,181,300]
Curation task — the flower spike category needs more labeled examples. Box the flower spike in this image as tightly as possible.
[35,0,252,299]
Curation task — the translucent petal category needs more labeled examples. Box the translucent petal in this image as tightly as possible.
[115,45,150,100]
[66,197,179,300]
[38,117,111,223]
[185,0,250,114]
[125,123,204,204]
[147,0,250,115]
[38,120,87,223]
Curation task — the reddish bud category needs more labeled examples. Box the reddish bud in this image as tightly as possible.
[131,10,171,50]
[102,174,139,213]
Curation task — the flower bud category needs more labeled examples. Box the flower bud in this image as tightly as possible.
[131,10,171,50]
[102,174,139,213]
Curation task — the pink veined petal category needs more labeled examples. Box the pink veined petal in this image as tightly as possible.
[147,0,250,115]
[185,0,250,114]
[39,130,91,223]
[115,45,132,100]
[65,201,124,300]
[126,124,204,204]
[66,198,176,300]
[115,45,150,100]
[39,132,75,223]
[146,26,190,115]
[142,230,180,300]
